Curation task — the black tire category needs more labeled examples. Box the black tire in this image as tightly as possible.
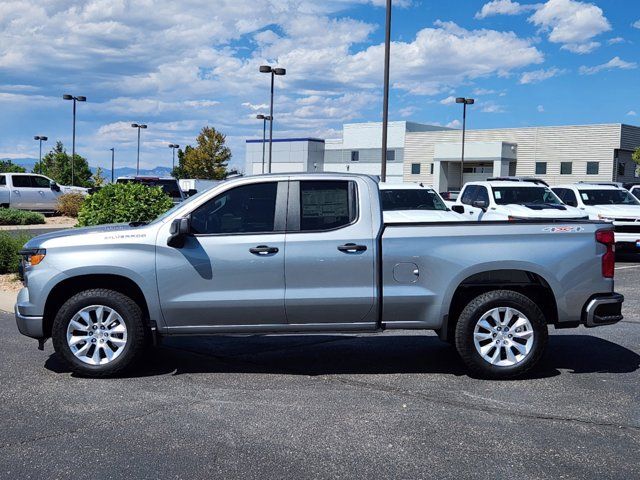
[51,289,147,377]
[455,290,548,379]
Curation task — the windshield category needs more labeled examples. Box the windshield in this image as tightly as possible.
[117,178,183,199]
[579,189,640,206]
[492,186,562,205]
[381,189,447,211]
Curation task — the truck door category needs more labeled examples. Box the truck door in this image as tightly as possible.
[10,175,38,209]
[283,179,376,325]
[156,180,288,329]
[31,175,58,210]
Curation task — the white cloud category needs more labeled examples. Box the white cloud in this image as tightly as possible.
[480,101,506,113]
[440,96,457,105]
[537,104,545,112]
[519,67,564,84]
[475,0,539,19]
[633,19,640,29]
[529,0,611,54]
[579,56,638,75]
[472,88,497,95]
[446,119,462,128]
[398,106,418,117]
[607,37,625,45]
[627,110,637,116]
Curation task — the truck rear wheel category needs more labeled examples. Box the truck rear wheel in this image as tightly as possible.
[51,289,146,377]
[455,290,548,379]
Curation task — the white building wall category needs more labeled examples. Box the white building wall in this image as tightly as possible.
[405,124,625,186]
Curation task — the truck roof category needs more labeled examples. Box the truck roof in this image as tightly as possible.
[553,183,622,190]
[378,182,434,190]
[464,180,547,188]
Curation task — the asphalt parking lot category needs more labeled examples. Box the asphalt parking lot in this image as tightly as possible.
[1,257,639,479]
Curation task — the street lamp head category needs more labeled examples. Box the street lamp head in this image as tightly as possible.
[140,124,147,129]
[168,144,178,148]
[259,65,272,73]
[34,136,40,140]
[256,114,265,119]
[466,98,475,105]
[455,97,466,104]
[131,123,139,128]
[110,147,114,152]
[76,96,87,102]
[42,136,48,141]
[63,94,73,100]
[273,68,286,76]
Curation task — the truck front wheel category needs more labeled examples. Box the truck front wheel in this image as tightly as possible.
[455,290,548,379]
[51,289,147,377]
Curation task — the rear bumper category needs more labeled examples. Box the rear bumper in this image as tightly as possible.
[582,293,624,327]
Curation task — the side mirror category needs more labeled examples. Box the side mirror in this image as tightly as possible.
[451,205,465,214]
[472,200,488,210]
[187,189,198,197]
[167,217,190,248]
[50,181,61,192]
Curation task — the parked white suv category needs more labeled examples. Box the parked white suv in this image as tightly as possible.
[552,182,640,248]
[0,173,88,211]
[379,183,464,223]
[453,178,586,221]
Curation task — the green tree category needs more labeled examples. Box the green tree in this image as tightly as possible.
[0,160,26,173]
[172,127,231,180]
[32,141,93,187]
[633,147,640,177]
[92,167,106,187]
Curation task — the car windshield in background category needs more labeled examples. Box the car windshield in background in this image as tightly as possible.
[381,189,447,211]
[579,189,640,206]
[492,187,562,205]
[118,179,182,199]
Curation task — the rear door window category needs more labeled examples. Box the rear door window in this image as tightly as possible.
[298,181,356,231]
[12,175,33,188]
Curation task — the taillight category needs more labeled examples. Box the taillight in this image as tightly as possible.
[595,229,615,278]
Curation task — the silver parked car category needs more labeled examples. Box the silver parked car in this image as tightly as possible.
[0,173,88,211]
[16,173,623,379]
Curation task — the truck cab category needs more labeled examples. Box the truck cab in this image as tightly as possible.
[379,182,464,223]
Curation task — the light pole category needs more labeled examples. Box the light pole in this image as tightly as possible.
[62,94,86,186]
[259,65,286,174]
[168,144,180,171]
[110,148,115,183]
[34,136,48,173]
[455,97,474,189]
[256,114,271,174]
[380,0,392,182]
[131,123,147,175]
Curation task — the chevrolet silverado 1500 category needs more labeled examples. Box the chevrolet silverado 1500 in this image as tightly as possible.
[16,173,623,378]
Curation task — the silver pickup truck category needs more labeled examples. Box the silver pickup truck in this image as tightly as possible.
[0,172,88,211]
[15,173,623,379]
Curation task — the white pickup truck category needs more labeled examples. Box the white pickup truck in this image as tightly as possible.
[0,173,88,212]
[453,178,587,221]
[379,183,464,223]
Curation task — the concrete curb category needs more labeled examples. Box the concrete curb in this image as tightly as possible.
[0,289,17,313]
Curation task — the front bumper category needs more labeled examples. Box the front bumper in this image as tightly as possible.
[15,304,44,338]
[582,293,624,327]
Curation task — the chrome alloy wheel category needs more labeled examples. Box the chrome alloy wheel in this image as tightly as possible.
[473,307,534,367]
[66,305,128,366]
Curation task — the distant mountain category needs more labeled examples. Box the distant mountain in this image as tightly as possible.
[0,158,174,180]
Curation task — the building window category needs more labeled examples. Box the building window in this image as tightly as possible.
[560,162,572,175]
[350,151,359,162]
[617,162,626,177]
[535,162,547,175]
[386,150,395,161]
[586,162,599,175]
[430,163,434,174]
[411,163,421,175]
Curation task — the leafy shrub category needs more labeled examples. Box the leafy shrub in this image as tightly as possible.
[0,233,32,274]
[77,183,174,227]
[56,193,85,218]
[0,208,45,225]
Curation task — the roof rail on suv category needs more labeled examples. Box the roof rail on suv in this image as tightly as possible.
[576,181,622,187]
[486,176,549,186]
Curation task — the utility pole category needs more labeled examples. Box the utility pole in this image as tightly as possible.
[380,0,392,182]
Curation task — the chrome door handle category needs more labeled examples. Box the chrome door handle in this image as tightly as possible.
[249,245,279,255]
[337,243,367,253]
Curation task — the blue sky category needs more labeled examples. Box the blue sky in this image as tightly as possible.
[0,0,638,171]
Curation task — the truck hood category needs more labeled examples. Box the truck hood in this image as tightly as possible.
[383,210,464,223]
[498,204,586,219]
[24,223,152,249]
[587,204,640,219]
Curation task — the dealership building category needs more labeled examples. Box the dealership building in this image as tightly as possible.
[245,121,640,188]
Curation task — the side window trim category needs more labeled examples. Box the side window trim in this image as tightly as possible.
[286,180,359,233]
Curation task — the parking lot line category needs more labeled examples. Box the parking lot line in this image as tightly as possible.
[615,265,640,271]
